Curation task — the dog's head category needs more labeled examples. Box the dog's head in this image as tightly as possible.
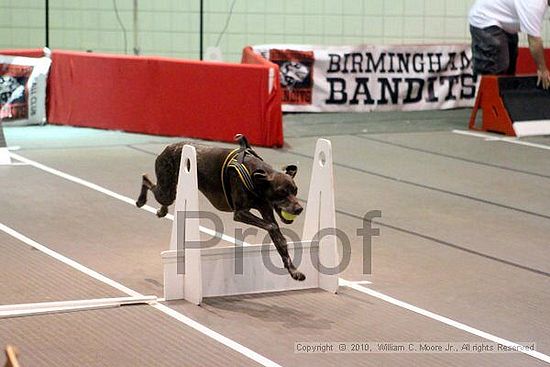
[253,165,303,224]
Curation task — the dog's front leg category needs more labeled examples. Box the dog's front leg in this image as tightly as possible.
[233,209,305,281]
[233,209,275,231]
[266,226,306,281]
[258,207,306,282]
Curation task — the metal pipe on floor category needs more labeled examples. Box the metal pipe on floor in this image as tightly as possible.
[0,296,158,319]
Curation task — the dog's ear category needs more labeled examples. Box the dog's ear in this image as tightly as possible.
[253,169,272,185]
[284,165,297,178]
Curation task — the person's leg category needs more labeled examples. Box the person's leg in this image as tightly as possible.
[506,32,519,75]
[470,25,510,75]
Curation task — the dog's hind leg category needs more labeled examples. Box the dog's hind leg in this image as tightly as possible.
[156,205,169,218]
[136,173,174,217]
[143,150,180,218]
[136,174,153,208]
[150,184,175,218]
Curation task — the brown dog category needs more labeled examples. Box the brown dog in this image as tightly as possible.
[136,135,305,281]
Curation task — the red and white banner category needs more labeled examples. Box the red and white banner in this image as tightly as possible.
[0,51,51,125]
[253,44,477,112]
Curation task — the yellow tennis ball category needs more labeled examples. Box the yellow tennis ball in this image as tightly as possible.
[281,210,297,221]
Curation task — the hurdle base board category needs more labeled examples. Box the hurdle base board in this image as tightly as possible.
[162,240,333,300]
[0,147,11,165]
[513,120,550,137]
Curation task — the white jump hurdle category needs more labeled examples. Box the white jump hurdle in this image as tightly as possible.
[0,123,11,165]
[161,139,339,304]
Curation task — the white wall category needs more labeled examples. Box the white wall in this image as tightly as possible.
[0,0,545,62]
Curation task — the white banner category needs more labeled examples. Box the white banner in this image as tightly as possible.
[0,50,52,125]
[253,44,477,112]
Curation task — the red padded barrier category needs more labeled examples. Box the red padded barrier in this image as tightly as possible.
[1,48,283,147]
[516,47,550,75]
[47,50,283,147]
[0,48,46,58]
[241,46,283,147]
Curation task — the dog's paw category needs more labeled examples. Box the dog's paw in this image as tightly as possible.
[136,199,146,208]
[291,270,306,281]
[157,207,168,218]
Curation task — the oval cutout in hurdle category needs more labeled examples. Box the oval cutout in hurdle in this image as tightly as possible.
[162,139,339,304]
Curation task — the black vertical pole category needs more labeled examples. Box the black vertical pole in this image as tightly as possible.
[45,0,49,47]
[199,0,203,60]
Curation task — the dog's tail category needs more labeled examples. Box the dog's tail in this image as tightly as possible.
[234,134,250,149]
[234,134,263,162]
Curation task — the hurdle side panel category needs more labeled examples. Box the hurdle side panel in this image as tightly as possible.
[302,139,339,293]
[0,122,11,165]
[161,250,184,301]
[164,145,203,304]
[0,148,10,165]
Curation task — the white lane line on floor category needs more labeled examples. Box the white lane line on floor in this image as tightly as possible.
[0,222,142,298]
[1,162,28,166]
[339,279,550,364]
[0,221,281,367]
[452,130,550,151]
[152,303,280,367]
[9,152,253,247]
[11,152,550,364]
